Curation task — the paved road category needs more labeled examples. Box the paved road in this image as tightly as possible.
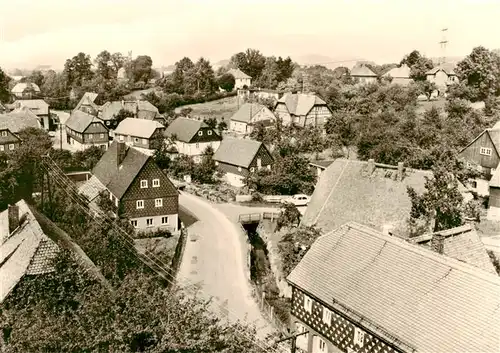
[51,110,80,152]
[177,192,275,339]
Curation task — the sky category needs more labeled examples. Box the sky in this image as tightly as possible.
[0,0,499,71]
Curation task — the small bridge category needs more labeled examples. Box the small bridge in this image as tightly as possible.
[238,212,281,225]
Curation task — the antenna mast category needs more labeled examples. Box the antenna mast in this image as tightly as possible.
[439,28,448,65]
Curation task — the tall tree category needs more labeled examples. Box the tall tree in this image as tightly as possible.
[256,57,279,89]
[24,70,45,87]
[63,52,94,87]
[400,50,425,68]
[95,50,116,79]
[192,57,216,94]
[110,52,125,72]
[216,73,235,92]
[127,55,153,83]
[230,48,266,81]
[0,67,12,103]
[456,46,500,101]
[410,56,434,81]
[275,56,295,83]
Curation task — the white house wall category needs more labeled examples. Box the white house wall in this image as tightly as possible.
[129,213,178,232]
[174,140,221,157]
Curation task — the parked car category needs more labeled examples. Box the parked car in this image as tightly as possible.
[285,194,310,207]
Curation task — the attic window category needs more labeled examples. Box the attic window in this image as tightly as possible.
[208,130,212,135]
[198,131,203,136]
[1,131,7,137]
[238,167,242,172]
[480,147,492,156]
[140,180,148,188]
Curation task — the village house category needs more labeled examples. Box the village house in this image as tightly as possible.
[74,92,100,115]
[426,63,459,93]
[13,99,53,131]
[114,118,165,150]
[350,65,378,84]
[99,100,162,131]
[164,117,222,163]
[487,167,500,221]
[0,109,40,152]
[65,110,109,151]
[227,68,252,89]
[287,221,500,353]
[213,138,273,187]
[237,88,283,102]
[79,141,179,232]
[274,92,332,128]
[382,64,413,85]
[301,159,472,237]
[0,200,110,303]
[117,67,127,82]
[11,82,41,99]
[229,103,276,134]
[308,160,335,179]
[458,123,500,196]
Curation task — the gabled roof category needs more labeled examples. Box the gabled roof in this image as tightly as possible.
[164,117,211,143]
[65,110,106,133]
[213,137,268,168]
[114,118,164,139]
[0,109,40,133]
[14,99,49,116]
[287,222,500,353]
[89,141,151,199]
[227,68,252,79]
[99,100,159,121]
[11,82,41,94]
[350,65,377,77]
[276,93,327,116]
[409,224,496,274]
[309,160,335,169]
[383,64,411,79]
[426,63,457,76]
[0,200,111,303]
[459,126,500,158]
[230,103,267,123]
[7,106,40,122]
[74,92,99,113]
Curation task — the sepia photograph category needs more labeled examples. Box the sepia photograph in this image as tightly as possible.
[0,0,499,352]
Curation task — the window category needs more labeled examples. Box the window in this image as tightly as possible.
[142,138,147,144]
[140,180,148,188]
[134,138,140,143]
[0,145,4,151]
[215,161,219,166]
[480,147,492,156]
[1,131,7,137]
[146,218,154,227]
[8,144,14,151]
[322,307,332,325]
[303,294,312,313]
[314,337,327,352]
[100,133,105,138]
[136,200,144,209]
[106,121,110,126]
[155,198,163,207]
[130,220,138,228]
[250,167,255,172]
[152,179,160,187]
[88,134,93,140]
[237,166,242,172]
[353,327,365,348]
[119,135,124,141]
[161,216,168,224]
[198,131,203,136]
[470,180,478,188]
[208,130,212,135]
[267,165,271,170]
[196,143,200,148]
[257,158,262,168]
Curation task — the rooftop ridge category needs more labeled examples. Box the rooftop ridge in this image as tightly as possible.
[338,222,500,284]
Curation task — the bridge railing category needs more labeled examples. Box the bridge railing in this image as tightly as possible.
[238,213,262,223]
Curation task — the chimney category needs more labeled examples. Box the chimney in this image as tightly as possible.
[397,162,404,181]
[8,205,19,234]
[431,233,445,254]
[117,141,127,166]
[367,159,375,174]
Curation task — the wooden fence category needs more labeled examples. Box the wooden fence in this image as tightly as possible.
[253,285,290,334]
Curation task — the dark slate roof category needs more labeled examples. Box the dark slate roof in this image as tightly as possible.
[65,110,106,133]
[410,224,496,274]
[164,117,209,143]
[91,141,150,199]
[288,222,500,353]
[213,137,264,168]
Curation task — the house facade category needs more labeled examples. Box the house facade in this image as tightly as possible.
[227,68,252,89]
[350,66,378,84]
[65,110,109,151]
[274,93,332,128]
[74,92,100,115]
[99,100,161,132]
[237,88,283,102]
[114,118,165,150]
[488,168,500,220]
[213,138,273,187]
[229,103,276,134]
[14,99,53,131]
[11,82,41,99]
[426,64,459,93]
[164,117,222,163]
[382,65,413,86]
[287,222,500,353]
[0,109,40,152]
[79,141,179,232]
[458,127,500,196]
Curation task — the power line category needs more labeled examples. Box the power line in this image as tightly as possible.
[40,156,288,353]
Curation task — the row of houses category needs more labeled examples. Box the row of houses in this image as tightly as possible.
[284,158,499,353]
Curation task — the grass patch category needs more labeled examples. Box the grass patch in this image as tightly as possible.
[416,98,447,114]
[174,96,240,122]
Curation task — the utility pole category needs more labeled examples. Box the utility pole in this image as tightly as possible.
[59,122,63,150]
[274,330,309,353]
[439,28,448,65]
